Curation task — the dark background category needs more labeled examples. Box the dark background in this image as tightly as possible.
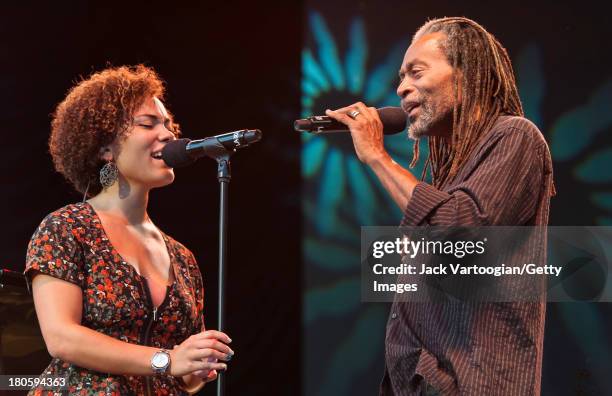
[2,1,612,395]
[1,1,302,395]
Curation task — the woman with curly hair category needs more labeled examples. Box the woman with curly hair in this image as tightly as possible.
[24,65,233,395]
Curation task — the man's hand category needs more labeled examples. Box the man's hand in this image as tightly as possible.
[326,101,418,209]
[325,102,390,165]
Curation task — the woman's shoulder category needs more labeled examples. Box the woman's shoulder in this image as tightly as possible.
[163,233,196,261]
[26,203,93,286]
[161,232,201,276]
[36,202,97,235]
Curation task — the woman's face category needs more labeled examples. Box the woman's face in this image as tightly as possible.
[113,96,177,190]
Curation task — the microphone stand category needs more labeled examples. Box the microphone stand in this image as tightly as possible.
[215,153,231,396]
[189,131,261,396]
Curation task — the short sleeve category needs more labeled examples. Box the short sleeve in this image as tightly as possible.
[24,212,86,288]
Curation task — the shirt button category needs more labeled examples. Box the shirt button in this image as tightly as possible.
[391,313,397,319]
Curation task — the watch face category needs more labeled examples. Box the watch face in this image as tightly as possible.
[152,352,169,369]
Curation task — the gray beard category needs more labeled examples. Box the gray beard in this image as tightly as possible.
[408,103,435,140]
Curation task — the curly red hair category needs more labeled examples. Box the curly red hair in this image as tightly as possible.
[49,65,179,197]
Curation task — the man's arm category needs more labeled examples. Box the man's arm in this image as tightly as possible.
[400,127,544,226]
[364,151,419,210]
[325,103,419,209]
[327,103,545,226]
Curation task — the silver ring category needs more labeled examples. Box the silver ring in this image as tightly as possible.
[348,110,361,120]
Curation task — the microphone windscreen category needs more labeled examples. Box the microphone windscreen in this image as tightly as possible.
[161,138,195,168]
[378,107,408,135]
[293,118,311,131]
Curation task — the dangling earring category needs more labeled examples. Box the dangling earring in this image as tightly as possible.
[99,161,118,188]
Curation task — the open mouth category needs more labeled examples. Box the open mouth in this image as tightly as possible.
[403,102,420,116]
[151,151,163,160]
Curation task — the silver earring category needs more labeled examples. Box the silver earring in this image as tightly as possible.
[99,161,118,188]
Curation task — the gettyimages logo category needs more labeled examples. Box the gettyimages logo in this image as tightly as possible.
[361,226,612,302]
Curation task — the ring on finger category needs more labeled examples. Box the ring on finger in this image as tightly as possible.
[348,110,361,120]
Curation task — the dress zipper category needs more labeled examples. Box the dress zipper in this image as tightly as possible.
[142,280,155,396]
[141,279,171,396]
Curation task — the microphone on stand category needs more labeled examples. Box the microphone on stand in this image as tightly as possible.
[161,129,262,168]
[294,106,407,135]
[162,131,262,396]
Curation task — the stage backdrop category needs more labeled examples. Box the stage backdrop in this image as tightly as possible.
[302,1,612,395]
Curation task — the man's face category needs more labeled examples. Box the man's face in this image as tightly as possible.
[397,32,456,139]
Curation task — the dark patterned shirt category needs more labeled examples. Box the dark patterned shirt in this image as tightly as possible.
[24,202,205,395]
[380,116,555,396]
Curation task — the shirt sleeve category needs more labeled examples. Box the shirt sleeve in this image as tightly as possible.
[402,128,545,227]
[24,212,86,288]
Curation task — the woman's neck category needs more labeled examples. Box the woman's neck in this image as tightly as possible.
[88,181,150,225]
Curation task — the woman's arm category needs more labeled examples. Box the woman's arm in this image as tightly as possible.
[32,274,232,378]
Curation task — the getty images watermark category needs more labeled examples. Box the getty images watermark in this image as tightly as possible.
[361,226,612,302]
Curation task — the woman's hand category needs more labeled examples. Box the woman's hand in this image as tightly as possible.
[169,330,234,377]
[192,365,219,383]
[181,357,221,386]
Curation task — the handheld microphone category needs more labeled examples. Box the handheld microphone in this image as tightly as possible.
[294,106,407,135]
[161,129,262,168]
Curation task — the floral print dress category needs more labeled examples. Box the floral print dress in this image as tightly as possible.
[24,202,205,395]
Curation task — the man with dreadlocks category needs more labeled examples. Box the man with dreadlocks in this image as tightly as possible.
[327,17,555,396]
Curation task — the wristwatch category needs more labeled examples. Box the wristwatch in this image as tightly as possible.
[151,349,171,374]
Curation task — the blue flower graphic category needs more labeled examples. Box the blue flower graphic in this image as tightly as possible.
[301,11,426,395]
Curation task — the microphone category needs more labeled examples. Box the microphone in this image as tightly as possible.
[294,106,407,135]
[162,129,262,168]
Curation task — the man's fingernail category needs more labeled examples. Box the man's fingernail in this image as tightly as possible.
[226,352,234,361]
[227,337,232,343]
